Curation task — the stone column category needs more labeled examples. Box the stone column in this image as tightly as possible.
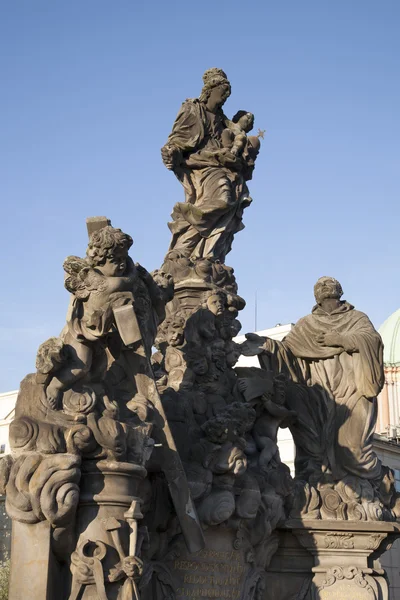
[69,460,147,600]
[378,382,390,434]
[8,520,59,600]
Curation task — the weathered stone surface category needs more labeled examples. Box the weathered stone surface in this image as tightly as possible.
[265,520,400,600]
[0,495,11,561]
[8,520,56,599]
[264,529,313,599]
[4,69,400,600]
[168,529,252,600]
[241,277,400,522]
[294,520,399,600]
[161,67,261,268]
[139,68,296,600]
[4,219,202,599]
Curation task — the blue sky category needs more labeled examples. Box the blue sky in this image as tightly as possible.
[1,1,399,390]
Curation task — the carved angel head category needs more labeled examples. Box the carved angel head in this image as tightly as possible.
[166,316,186,347]
[205,290,227,316]
[86,226,133,276]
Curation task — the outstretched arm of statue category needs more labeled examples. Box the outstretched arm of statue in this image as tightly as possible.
[240,333,269,356]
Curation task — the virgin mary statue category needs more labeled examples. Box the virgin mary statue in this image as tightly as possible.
[161,68,260,264]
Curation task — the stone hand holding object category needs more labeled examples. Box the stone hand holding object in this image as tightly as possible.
[161,144,181,170]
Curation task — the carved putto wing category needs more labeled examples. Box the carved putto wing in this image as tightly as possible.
[63,256,107,299]
[63,256,91,299]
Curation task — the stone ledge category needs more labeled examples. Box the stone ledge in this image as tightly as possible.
[284,519,400,534]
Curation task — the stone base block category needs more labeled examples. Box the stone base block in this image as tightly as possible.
[8,520,61,600]
[265,519,400,600]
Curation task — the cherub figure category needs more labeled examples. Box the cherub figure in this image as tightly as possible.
[184,291,226,347]
[163,316,194,392]
[39,226,168,408]
[208,111,255,162]
[228,110,255,156]
[236,369,296,474]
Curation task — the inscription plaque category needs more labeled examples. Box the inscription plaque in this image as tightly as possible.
[169,528,250,599]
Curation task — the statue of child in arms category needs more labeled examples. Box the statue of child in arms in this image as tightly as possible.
[226,110,255,156]
[201,110,255,166]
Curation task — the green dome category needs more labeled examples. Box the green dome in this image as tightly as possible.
[379,308,400,366]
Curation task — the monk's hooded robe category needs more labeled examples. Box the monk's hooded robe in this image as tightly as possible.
[258,301,384,481]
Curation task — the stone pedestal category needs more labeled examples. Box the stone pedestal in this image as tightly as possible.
[265,519,400,600]
[264,528,314,599]
[7,460,147,600]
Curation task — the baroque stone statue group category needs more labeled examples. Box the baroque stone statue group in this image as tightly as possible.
[1,68,399,600]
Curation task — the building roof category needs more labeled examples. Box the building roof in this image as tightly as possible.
[0,390,18,421]
[379,308,400,367]
[235,323,293,345]
[235,324,293,369]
